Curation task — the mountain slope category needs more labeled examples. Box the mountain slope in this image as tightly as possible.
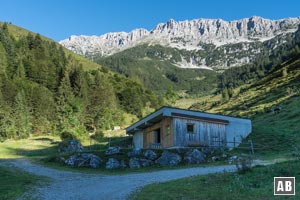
[0,23,161,141]
[96,44,218,95]
[188,52,300,154]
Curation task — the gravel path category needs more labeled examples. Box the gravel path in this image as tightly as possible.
[1,159,237,200]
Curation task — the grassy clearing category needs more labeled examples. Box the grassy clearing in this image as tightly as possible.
[0,136,230,175]
[130,160,300,200]
[0,166,47,200]
[0,136,60,160]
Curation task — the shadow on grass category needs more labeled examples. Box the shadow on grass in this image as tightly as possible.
[33,137,54,142]
[0,163,48,200]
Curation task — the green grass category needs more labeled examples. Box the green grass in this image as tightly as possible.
[0,136,60,159]
[0,166,47,200]
[130,160,300,200]
[0,136,229,175]
[185,58,300,159]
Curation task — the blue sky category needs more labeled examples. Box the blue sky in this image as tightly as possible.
[1,0,299,41]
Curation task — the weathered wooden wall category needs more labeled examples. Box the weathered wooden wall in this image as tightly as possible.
[133,131,143,149]
[173,117,226,147]
[143,117,173,148]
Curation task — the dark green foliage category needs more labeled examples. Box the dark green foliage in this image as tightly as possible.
[96,44,218,96]
[60,130,78,141]
[218,26,300,92]
[0,23,161,140]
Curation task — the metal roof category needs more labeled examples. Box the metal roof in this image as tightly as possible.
[126,106,249,134]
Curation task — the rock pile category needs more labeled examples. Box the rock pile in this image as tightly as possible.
[127,148,142,157]
[105,158,126,169]
[65,153,102,168]
[129,157,153,169]
[105,147,121,155]
[63,147,213,170]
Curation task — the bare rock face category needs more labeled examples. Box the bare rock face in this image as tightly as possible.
[60,16,300,57]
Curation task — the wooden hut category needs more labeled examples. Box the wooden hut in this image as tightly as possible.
[126,107,251,149]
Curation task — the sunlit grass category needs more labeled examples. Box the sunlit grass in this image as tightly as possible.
[130,160,300,200]
[0,166,48,200]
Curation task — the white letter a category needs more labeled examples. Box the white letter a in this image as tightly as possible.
[277,181,284,191]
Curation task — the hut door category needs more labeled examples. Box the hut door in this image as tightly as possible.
[154,128,161,144]
[209,124,226,148]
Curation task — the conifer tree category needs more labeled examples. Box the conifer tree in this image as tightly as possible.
[13,90,31,138]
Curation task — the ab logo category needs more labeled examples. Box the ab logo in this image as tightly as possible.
[274,177,295,195]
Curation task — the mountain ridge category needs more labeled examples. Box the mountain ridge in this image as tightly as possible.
[60,16,300,59]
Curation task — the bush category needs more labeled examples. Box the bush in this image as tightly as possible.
[60,130,78,141]
[235,155,253,174]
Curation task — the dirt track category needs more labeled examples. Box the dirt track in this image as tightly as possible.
[0,159,239,200]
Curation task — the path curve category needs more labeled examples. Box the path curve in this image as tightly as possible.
[1,159,237,200]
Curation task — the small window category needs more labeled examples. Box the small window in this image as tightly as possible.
[166,125,171,135]
[187,123,194,133]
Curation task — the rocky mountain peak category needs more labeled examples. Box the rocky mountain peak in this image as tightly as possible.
[60,16,300,57]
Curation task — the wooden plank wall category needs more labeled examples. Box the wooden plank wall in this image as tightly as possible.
[143,117,173,148]
[173,118,226,147]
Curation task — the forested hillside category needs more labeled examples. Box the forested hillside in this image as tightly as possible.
[187,28,300,154]
[0,23,161,141]
[96,44,218,96]
[218,25,300,92]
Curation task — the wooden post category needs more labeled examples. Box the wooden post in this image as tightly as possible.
[108,137,111,148]
[248,140,254,154]
[233,137,236,148]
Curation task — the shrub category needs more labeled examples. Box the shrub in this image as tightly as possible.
[60,130,78,141]
[235,155,253,174]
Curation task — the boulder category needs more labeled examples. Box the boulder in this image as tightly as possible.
[119,160,127,169]
[155,150,181,166]
[65,153,102,168]
[211,156,220,162]
[143,149,157,160]
[89,154,102,168]
[201,147,211,155]
[105,147,121,155]
[222,153,228,158]
[106,158,120,169]
[228,155,238,164]
[60,139,83,153]
[65,154,78,167]
[129,157,153,169]
[127,148,142,157]
[129,157,141,169]
[184,149,206,164]
[176,147,186,154]
[139,158,153,167]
